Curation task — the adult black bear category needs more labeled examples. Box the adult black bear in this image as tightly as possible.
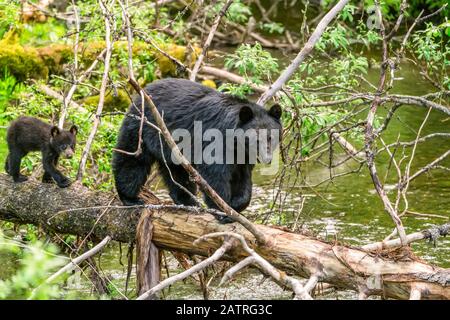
[112,78,282,220]
[4,116,78,188]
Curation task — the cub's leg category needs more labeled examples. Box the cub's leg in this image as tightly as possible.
[42,155,59,183]
[42,151,70,188]
[8,148,28,182]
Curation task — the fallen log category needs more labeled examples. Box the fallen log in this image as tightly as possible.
[0,173,448,300]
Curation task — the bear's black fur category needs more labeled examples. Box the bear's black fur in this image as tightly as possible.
[112,78,282,220]
[4,116,78,188]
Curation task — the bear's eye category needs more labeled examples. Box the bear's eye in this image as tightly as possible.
[60,144,68,150]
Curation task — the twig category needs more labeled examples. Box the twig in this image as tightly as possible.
[362,223,449,251]
[199,232,316,300]
[257,0,350,105]
[190,0,233,81]
[136,239,234,300]
[112,1,145,157]
[34,82,85,113]
[399,107,432,215]
[403,149,450,187]
[76,0,114,181]
[28,236,112,300]
[364,1,407,245]
[58,48,107,128]
[219,256,255,285]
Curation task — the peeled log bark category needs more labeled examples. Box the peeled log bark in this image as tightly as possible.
[0,173,448,300]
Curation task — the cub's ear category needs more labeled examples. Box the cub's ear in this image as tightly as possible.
[50,126,60,137]
[268,104,282,120]
[239,106,253,123]
[70,125,78,136]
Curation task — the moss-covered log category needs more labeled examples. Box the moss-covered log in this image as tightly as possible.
[0,173,448,300]
[0,31,198,81]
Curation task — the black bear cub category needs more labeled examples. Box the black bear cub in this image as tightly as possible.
[4,116,78,188]
[112,78,282,222]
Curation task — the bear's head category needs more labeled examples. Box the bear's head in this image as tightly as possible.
[236,103,282,164]
[50,125,78,158]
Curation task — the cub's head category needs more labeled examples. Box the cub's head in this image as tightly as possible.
[236,103,282,164]
[50,125,78,158]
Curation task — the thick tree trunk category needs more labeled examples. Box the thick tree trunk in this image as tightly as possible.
[0,173,448,300]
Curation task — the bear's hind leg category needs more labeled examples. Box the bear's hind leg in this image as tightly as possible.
[230,166,252,212]
[198,168,235,224]
[8,149,28,182]
[159,164,199,207]
[113,154,152,206]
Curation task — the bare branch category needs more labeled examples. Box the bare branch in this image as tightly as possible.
[136,239,234,300]
[362,223,449,251]
[257,0,350,105]
[403,149,450,187]
[29,236,112,300]
[76,0,114,181]
[199,232,315,300]
[364,1,407,245]
[190,0,234,81]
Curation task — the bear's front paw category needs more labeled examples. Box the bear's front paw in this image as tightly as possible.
[57,178,72,188]
[14,175,28,183]
[42,176,54,184]
[121,197,145,207]
[215,215,235,224]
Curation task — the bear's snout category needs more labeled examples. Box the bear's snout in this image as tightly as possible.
[64,148,74,158]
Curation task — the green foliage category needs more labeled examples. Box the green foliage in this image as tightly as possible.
[409,0,450,19]
[0,0,448,300]
[225,1,252,24]
[363,0,402,21]
[220,42,278,97]
[19,18,67,46]
[0,0,20,38]
[219,82,253,99]
[412,21,450,89]
[0,232,66,299]
[315,24,350,52]
[0,68,24,119]
[224,42,278,81]
[355,22,381,47]
[339,4,357,23]
[258,22,285,34]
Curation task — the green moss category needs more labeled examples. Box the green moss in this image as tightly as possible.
[37,44,73,75]
[202,79,217,89]
[156,44,187,75]
[0,39,48,81]
[0,33,197,82]
[81,89,131,112]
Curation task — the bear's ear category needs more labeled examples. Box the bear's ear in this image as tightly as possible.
[239,106,253,123]
[268,104,282,120]
[50,126,60,137]
[70,125,78,136]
